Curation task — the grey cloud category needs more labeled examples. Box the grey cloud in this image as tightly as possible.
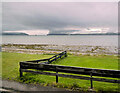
[2,2,118,32]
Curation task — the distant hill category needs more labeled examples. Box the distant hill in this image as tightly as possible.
[2,32,29,35]
[70,33,120,35]
[47,34,68,35]
[47,33,120,35]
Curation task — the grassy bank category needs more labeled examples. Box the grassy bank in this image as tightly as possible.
[2,52,119,92]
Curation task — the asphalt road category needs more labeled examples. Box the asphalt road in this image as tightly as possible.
[1,80,69,92]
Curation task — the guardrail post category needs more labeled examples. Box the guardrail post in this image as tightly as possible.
[56,67,58,83]
[90,72,93,89]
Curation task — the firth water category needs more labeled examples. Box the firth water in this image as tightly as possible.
[2,35,118,47]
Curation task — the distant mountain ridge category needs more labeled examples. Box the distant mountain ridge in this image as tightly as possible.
[47,32,120,35]
[2,32,119,36]
[2,32,29,35]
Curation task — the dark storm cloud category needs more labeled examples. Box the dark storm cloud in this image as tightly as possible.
[2,2,118,32]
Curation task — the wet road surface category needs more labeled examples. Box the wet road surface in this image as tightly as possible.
[1,80,69,92]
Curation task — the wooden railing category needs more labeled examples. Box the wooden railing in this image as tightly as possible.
[19,51,120,89]
[24,51,67,64]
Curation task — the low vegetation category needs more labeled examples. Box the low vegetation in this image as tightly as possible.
[2,52,119,92]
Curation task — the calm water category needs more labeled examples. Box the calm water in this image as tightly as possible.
[2,35,118,47]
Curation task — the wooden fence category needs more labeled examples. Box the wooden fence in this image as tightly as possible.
[24,51,67,64]
[19,51,120,89]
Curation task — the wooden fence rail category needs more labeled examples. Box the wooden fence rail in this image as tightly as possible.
[19,51,120,89]
[24,51,67,64]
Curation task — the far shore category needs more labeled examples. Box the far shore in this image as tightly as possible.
[2,44,118,56]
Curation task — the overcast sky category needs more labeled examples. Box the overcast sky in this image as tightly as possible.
[2,2,118,35]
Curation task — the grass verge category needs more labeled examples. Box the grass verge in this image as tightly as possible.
[2,52,119,92]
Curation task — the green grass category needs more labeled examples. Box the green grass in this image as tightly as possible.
[2,52,119,92]
[2,52,53,79]
[52,55,118,70]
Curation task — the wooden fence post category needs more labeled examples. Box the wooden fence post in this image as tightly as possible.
[90,72,93,89]
[55,55,57,61]
[48,59,50,64]
[19,68,23,77]
[65,51,67,57]
[60,55,61,58]
[56,67,58,83]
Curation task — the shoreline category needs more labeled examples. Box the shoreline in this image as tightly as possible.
[2,44,118,56]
